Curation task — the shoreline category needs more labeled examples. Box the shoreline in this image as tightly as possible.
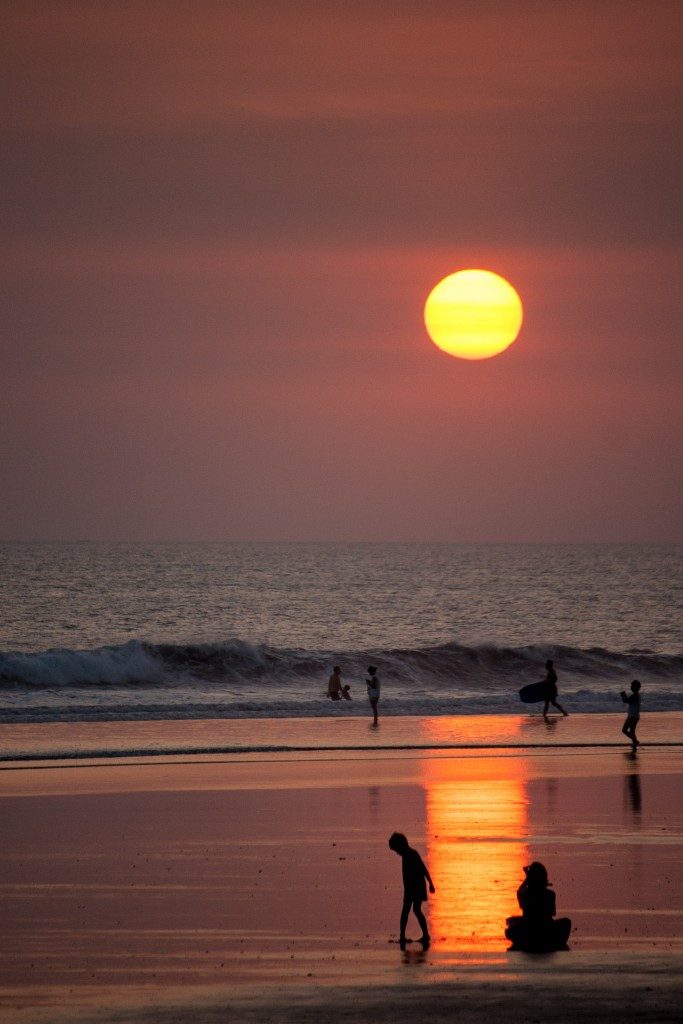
[1,711,681,763]
[1,738,682,764]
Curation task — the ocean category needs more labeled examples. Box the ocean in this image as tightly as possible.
[0,542,680,726]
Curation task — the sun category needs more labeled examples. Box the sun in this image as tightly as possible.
[424,269,523,360]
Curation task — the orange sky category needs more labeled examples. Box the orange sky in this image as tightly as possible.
[1,1,681,541]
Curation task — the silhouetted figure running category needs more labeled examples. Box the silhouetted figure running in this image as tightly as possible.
[542,659,568,717]
[388,832,435,950]
[620,679,642,749]
[366,665,380,725]
[505,862,571,952]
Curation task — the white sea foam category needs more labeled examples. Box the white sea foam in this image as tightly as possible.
[0,640,164,688]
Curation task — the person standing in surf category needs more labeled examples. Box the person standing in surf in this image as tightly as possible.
[388,832,435,950]
[541,659,568,718]
[620,679,642,749]
[366,665,380,725]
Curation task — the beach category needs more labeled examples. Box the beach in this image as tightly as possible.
[3,0,682,1013]
[1,713,681,1023]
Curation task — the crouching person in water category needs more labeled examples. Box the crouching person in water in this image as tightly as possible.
[388,832,435,950]
[505,862,571,952]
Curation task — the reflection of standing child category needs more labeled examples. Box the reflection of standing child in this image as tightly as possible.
[388,832,435,950]
[620,679,642,749]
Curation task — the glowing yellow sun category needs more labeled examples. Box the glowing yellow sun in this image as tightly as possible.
[424,269,523,360]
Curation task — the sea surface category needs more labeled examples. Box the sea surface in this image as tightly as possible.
[0,542,680,724]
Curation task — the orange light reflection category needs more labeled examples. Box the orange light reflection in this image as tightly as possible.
[418,713,527,747]
[422,742,529,954]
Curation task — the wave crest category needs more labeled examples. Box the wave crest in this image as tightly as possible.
[0,638,681,690]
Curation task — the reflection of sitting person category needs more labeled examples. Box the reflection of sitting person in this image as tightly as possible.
[327,666,343,700]
[505,862,571,952]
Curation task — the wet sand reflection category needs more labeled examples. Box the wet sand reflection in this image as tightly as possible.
[420,718,529,953]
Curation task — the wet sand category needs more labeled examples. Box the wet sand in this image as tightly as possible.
[0,715,680,1023]
[1,710,681,759]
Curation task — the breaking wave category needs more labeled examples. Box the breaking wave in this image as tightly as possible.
[0,637,679,726]
[0,637,681,697]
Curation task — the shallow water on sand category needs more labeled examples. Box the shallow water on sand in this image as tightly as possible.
[0,737,679,1024]
[0,742,680,1024]
[0,712,680,760]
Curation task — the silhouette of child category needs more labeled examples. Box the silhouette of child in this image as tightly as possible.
[367,665,380,725]
[388,832,435,950]
[620,679,642,749]
[505,861,571,952]
[341,684,352,700]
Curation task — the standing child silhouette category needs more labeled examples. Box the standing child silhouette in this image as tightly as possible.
[388,832,435,950]
[620,679,642,749]
[366,665,380,725]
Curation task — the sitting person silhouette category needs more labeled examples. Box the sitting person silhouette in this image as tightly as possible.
[388,832,435,950]
[505,861,571,952]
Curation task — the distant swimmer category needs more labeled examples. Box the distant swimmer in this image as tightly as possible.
[388,832,435,950]
[505,861,571,952]
[620,679,642,749]
[327,666,343,701]
[541,659,568,718]
[366,665,380,725]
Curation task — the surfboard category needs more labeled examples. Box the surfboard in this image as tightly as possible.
[519,681,549,704]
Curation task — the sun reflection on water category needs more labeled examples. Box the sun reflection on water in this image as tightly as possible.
[421,718,529,953]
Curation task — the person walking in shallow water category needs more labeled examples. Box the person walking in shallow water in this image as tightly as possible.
[366,665,380,725]
[621,679,642,749]
[541,659,568,718]
[388,832,435,950]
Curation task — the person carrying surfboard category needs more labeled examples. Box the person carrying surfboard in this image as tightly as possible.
[541,659,568,717]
